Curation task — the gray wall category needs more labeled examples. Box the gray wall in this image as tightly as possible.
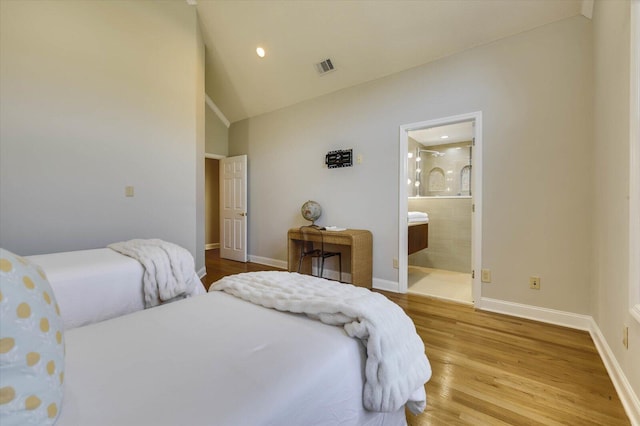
[0,1,205,270]
[592,0,639,405]
[230,15,593,315]
[205,105,229,156]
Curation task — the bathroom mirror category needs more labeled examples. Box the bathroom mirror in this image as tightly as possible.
[407,123,473,198]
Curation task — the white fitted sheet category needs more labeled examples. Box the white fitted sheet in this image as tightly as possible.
[26,248,205,330]
[57,292,407,426]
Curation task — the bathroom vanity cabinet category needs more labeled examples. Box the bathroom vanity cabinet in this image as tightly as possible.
[408,222,429,255]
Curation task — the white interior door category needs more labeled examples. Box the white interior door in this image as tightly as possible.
[220,155,247,262]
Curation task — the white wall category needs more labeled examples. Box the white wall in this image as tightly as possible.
[0,1,205,270]
[229,16,593,314]
[592,0,640,407]
[204,48,229,157]
[195,14,206,272]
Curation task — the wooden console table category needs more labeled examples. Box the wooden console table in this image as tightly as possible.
[287,228,373,288]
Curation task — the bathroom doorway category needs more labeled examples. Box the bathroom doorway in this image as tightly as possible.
[398,112,482,304]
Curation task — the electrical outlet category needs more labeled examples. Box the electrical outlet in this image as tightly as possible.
[125,186,134,197]
[393,258,398,269]
[481,269,491,283]
[529,276,541,290]
[623,326,629,349]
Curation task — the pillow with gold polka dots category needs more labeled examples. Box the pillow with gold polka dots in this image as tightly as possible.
[0,248,64,425]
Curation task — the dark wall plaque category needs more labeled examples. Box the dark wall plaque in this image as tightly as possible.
[325,149,353,169]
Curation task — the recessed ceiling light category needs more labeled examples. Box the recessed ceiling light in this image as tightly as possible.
[440,135,449,139]
[256,47,265,58]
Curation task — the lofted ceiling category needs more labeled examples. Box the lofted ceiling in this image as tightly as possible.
[195,0,585,124]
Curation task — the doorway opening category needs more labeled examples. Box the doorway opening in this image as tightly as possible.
[205,157,221,251]
[399,112,482,305]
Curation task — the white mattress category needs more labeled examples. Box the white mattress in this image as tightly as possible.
[26,248,205,330]
[57,292,407,426]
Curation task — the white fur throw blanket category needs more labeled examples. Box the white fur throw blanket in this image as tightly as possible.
[210,271,432,414]
[108,239,199,308]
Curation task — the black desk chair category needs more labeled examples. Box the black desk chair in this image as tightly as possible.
[297,225,342,282]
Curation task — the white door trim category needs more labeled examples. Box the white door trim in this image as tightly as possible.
[398,111,483,304]
[630,0,640,323]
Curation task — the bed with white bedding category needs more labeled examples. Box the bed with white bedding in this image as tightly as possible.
[4,244,429,425]
[57,291,408,426]
[26,247,205,330]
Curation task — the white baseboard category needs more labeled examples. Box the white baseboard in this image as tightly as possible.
[589,319,640,426]
[476,297,639,424]
[247,255,287,270]
[373,277,400,292]
[205,243,220,250]
[476,297,592,330]
[197,266,206,279]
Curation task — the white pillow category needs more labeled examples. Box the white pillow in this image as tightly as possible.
[0,248,65,425]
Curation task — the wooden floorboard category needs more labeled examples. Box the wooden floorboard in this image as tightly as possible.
[201,248,282,290]
[202,249,630,425]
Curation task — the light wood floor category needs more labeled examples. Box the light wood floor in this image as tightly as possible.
[201,248,283,291]
[203,249,629,425]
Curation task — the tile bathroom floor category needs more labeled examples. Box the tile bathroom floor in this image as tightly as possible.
[407,266,472,305]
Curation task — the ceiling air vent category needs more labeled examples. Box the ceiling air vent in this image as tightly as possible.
[315,58,335,75]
